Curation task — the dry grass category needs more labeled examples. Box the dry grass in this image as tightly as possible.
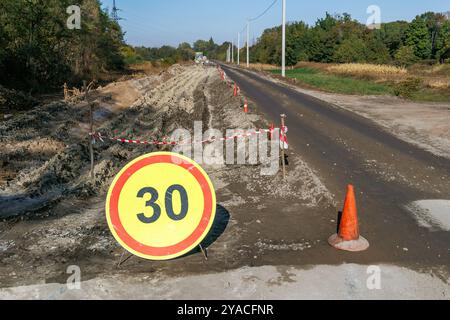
[128,61,165,76]
[295,61,332,72]
[328,63,408,81]
[424,79,450,89]
[430,64,450,75]
[407,64,450,89]
[416,64,450,77]
[245,63,279,71]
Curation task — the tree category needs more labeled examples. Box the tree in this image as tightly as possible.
[333,37,368,63]
[365,35,391,64]
[420,12,448,58]
[178,42,192,50]
[193,39,209,53]
[316,12,337,32]
[120,45,143,65]
[0,20,7,69]
[207,37,217,52]
[375,21,409,56]
[286,21,310,64]
[178,42,195,61]
[250,26,282,64]
[308,14,339,62]
[286,45,297,66]
[405,16,432,59]
[229,11,448,66]
[0,0,125,91]
[435,20,450,62]
[394,46,418,67]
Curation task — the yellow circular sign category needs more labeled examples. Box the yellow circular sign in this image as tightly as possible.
[106,152,216,260]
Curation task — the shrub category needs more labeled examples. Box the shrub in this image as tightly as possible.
[123,55,144,65]
[333,38,368,63]
[395,46,418,67]
[393,77,423,98]
[0,85,37,112]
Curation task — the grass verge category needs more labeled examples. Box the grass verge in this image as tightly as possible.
[271,68,394,96]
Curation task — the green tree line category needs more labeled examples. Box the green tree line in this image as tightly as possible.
[124,11,450,69]
[0,0,125,92]
[248,12,450,67]
[123,37,228,66]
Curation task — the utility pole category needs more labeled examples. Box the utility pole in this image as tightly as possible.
[237,32,240,66]
[282,0,286,77]
[232,40,234,63]
[247,20,250,68]
[280,114,287,179]
[226,45,229,62]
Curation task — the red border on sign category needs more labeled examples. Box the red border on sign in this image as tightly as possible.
[109,155,214,257]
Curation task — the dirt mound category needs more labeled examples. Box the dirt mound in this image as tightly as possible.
[0,85,37,114]
[0,64,215,219]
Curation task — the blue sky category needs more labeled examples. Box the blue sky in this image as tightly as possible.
[101,0,449,48]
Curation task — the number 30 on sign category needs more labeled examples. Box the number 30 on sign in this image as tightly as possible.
[106,152,217,261]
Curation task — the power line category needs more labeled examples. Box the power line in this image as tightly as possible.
[121,9,170,30]
[236,0,278,40]
[120,9,203,38]
[122,16,166,33]
[229,0,285,77]
[249,0,279,22]
[241,0,279,67]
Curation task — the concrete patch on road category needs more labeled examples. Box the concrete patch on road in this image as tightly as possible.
[405,200,450,231]
[1,264,448,300]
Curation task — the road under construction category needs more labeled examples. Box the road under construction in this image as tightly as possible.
[0,62,449,299]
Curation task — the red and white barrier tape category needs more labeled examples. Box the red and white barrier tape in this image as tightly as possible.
[89,127,287,148]
[217,66,244,105]
[269,124,289,150]
[88,66,288,150]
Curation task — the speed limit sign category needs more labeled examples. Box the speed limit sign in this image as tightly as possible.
[106,152,216,260]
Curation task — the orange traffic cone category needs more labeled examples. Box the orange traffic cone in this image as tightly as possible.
[233,83,238,96]
[243,99,249,113]
[328,185,369,252]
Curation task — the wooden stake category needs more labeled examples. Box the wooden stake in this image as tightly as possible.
[281,114,287,179]
[84,81,94,180]
[199,244,208,261]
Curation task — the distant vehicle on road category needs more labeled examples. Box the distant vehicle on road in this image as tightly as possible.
[195,52,209,64]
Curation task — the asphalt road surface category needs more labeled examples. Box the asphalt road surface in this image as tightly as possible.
[220,63,450,272]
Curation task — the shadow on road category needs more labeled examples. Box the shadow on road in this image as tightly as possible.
[184,204,231,258]
[201,204,230,249]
